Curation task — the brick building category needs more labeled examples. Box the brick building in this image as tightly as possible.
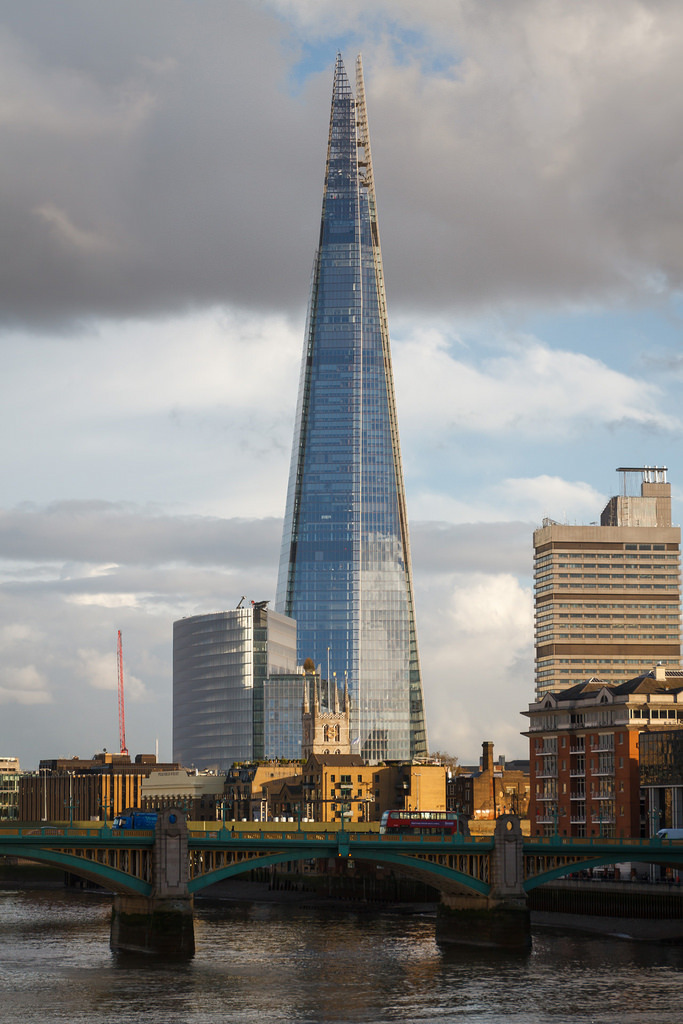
[256,757,447,825]
[524,666,683,838]
[447,742,530,823]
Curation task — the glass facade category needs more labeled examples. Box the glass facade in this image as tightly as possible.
[263,674,306,761]
[640,729,683,788]
[173,608,297,770]
[276,54,427,762]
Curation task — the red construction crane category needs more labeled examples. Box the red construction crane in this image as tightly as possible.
[116,630,129,756]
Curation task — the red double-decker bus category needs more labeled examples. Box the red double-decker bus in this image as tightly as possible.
[379,810,461,836]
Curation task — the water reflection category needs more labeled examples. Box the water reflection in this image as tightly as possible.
[2,889,683,1024]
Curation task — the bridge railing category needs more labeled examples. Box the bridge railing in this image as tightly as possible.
[186,827,492,846]
[525,835,670,847]
[0,825,154,840]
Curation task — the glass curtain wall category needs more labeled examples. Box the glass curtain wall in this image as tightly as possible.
[276,54,427,761]
[173,611,255,770]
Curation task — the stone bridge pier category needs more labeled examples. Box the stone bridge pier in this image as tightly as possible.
[110,808,194,956]
[436,814,531,950]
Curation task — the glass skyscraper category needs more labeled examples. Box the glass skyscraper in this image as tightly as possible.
[173,606,298,770]
[276,54,428,762]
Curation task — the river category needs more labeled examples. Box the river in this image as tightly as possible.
[2,887,683,1023]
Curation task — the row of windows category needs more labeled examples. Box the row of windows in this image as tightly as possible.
[535,544,671,565]
[537,633,678,641]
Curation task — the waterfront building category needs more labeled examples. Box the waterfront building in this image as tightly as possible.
[262,756,448,825]
[523,665,683,838]
[18,751,178,822]
[219,756,447,824]
[140,769,226,821]
[0,756,21,820]
[534,467,680,696]
[173,602,297,770]
[268,753,368,823]
[639,728,683,833]
[447,742,530,824]
[223,763,305,822]
[276,54,428,763]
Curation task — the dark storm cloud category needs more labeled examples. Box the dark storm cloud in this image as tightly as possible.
[0,1,326,328]
[4,1,683,329]
[0,502,283,567]
[0,503,531,580]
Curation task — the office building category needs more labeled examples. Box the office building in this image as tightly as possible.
[276,54,427,762]
[173,603,297,770]
[640,728,683,832]
[523,665,683,838]
[18,751,178,822]
[263,672,308,761]
[140,769,226,821]
[0,757,21,820]
[534,467,680,696]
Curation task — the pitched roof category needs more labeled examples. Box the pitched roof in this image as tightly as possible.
[304,753,365,768]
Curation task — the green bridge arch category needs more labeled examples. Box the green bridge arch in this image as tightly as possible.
[187,846,491,897]
[0,840,152,895]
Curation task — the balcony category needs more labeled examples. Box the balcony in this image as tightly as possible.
[536,769,558,779]
[569,767,585,777]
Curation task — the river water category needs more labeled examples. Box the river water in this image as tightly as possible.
[2,888,683,1023]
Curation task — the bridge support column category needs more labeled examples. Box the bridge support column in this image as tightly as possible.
[110,808,194,956]
[436,815,530,950]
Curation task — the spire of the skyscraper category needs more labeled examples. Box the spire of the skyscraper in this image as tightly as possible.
[276,55,428,762]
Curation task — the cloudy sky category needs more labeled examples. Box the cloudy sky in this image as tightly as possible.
[2,0,683,770]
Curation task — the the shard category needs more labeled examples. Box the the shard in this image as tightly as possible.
[276,54,428,762]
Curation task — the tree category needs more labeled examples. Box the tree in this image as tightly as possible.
[303,657,316,673]
[430,750,460,772]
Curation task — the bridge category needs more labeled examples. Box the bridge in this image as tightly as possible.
[2,812,682,954]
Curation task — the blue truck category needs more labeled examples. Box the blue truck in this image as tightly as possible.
[112,811,158,830]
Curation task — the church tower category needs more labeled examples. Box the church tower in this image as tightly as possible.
[302,673,351,759]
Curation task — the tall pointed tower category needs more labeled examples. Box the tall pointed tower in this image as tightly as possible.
[276,54,428,762]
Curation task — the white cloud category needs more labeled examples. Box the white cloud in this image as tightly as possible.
[75,646,147,700]
[0,309,301,516]
[409,474,605,526]
[418,572,533,761]
[0,664,52,705]
[68,593,143,609]
[394,328,678,439]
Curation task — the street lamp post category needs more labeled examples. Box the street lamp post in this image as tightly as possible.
[64,773,78,827]
[40,767,48,822]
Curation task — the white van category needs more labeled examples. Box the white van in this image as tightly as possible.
[656,828,683,839]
